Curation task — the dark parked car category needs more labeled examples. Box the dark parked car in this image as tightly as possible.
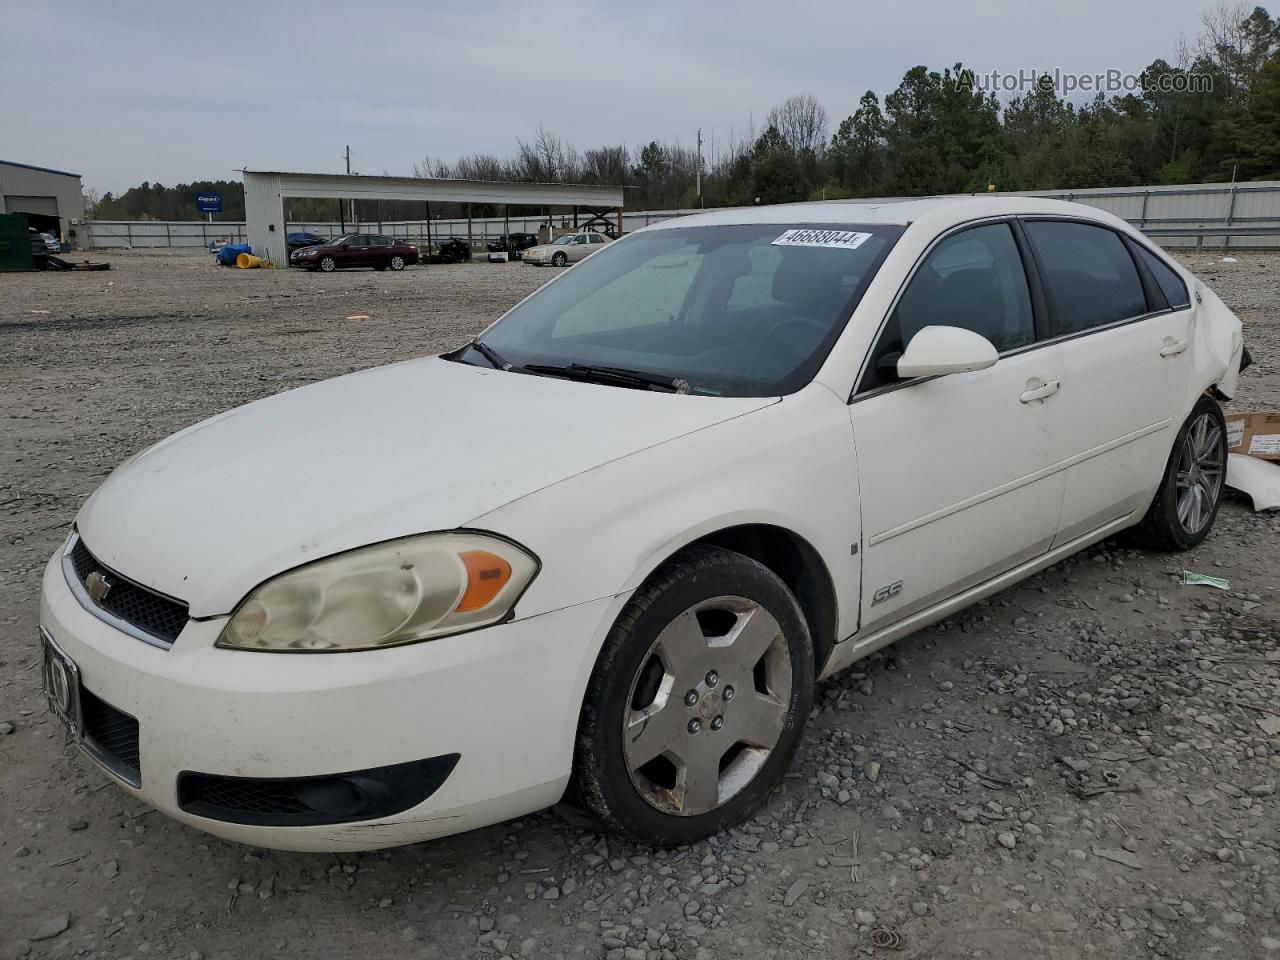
[290,234,418,272]
[436,237,472,263]
[486,233,538,258]
[286,232,329,255]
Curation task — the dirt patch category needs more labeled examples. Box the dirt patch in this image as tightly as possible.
[1,249,1277,960]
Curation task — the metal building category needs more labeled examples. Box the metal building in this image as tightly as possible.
[0,160,85,248]
[243,170,625,266]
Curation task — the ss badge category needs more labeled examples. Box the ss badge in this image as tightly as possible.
[871,580,904,606]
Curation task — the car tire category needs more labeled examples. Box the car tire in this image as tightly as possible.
[571,545,814,848]
[389,255,405,271]
[318,256,337,273]
[552,252,568,267]
[1132,395,1227,551]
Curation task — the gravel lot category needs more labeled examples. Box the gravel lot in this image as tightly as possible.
[2,249,1278,960]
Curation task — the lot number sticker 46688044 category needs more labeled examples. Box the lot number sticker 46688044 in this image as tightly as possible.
[772,229,872,250]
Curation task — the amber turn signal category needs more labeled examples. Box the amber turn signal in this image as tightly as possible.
[456,550,513,612]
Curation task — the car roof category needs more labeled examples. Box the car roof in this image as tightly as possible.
[639,195,1129,233]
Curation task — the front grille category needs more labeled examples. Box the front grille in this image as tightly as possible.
[68,537,189,645]
[80,686,141,785]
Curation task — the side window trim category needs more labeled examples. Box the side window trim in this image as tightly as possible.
[1126,236,1191,311]
[1121,234,1169,313]
[851,216,1032,399]
[1008,218,1052,343]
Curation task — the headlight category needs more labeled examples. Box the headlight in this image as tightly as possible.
[216,532,538,652]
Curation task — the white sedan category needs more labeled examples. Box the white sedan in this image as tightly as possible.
[40,196,1246,851]
[523,230,610,266]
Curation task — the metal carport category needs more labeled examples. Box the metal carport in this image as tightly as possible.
[242,170,625,266]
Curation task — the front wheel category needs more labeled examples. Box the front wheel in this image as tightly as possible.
[1133,395,1227,550]
[572,545,813,847]
[552,252,568,267]
[318,256,336,273]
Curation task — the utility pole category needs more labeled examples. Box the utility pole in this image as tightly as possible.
[696,128,703,207]
[345,145,356,226]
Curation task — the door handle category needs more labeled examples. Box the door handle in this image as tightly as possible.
[1019,379,1060,403]
[1160,337,1189,357]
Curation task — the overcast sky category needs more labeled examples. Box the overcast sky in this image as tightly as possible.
[3,0,1213,195]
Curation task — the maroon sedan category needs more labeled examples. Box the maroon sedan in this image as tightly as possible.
[290,234,419,272]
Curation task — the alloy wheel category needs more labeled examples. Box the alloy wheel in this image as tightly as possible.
[1175,411,1224,534]
[319,256,336,273]
[390,255,405,271]
[622,596,792,817]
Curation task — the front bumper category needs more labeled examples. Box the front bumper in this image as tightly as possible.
[40,551,622,851]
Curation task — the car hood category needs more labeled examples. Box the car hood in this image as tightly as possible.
[76,357,775,617]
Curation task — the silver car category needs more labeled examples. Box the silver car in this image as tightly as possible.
[524,231,611,266]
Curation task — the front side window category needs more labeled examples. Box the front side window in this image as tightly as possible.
[1024,221,1148,335]
[1134,245,1190,308]
[474,223,900,397]
[860,222,1034,391]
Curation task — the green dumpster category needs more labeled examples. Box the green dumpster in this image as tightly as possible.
[0,213,36,272]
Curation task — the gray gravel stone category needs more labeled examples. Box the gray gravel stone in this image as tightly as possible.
[29,914,70,941]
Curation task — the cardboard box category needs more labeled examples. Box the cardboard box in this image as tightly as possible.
[1225,412,1280,462]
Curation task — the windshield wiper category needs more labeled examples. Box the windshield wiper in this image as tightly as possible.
[523,362,689,394]
[467,339,514,371]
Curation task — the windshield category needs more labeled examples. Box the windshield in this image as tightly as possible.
[330,235,356,245]
[474,223,901,397]
[550,235,576,245]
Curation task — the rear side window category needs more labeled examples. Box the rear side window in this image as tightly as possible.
[1134,245,1191,308]
[1024,221,1148,335]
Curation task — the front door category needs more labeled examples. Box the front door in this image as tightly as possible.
[849,221,1065,632]
[342,235,372,267]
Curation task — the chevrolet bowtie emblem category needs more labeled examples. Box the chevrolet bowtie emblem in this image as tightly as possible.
[85,570,112,603]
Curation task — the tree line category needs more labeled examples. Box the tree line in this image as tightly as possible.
[89,2,1280,223]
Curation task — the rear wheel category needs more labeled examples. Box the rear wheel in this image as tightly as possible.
[1133,395,1227,551]
[318,256,336,273]
[389,255,405,271]
[572,545,813,847]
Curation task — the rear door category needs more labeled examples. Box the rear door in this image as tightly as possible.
[1021,219,1191,544]
[849,220,1065,631]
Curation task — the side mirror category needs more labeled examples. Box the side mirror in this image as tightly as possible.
[897,325,998,379]
[340,243,350,251]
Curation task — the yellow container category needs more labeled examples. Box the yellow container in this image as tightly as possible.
[236,253,263,269]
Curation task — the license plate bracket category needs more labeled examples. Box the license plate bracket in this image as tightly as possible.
[41,629,83,741]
